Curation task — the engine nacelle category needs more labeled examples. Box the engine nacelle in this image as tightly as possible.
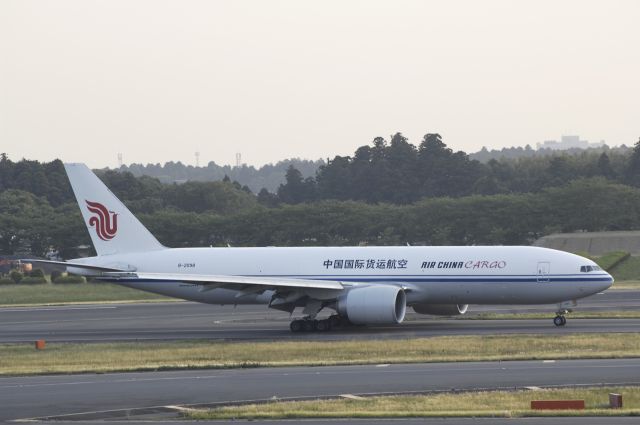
[412,303,468,316]
[337,285,406,325]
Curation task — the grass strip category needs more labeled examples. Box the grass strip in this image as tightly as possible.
[610,257,640,281]
[0,283,170,306]
[595,251,631,271]
[2,333,640,376]
[187,386,640,419]
[610,281,640,290]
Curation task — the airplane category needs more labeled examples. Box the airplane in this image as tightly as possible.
[26,163,614,332]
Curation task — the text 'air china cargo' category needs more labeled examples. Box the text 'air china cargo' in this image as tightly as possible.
[27,164,614,332]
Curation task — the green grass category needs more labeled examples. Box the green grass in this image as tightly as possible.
[2,333,640,376]
[594,251,630,271]
[609,256,640,281]
[576,251,640,281]
[0,283,171,306]
[610,280,640,289]
[188,386,640,419]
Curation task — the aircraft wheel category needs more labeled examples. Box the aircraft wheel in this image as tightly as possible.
[329,315,342,328]
[302,320,317,332]
[316,319,331,332]
[290,320,303,332]
[553,315,566,327]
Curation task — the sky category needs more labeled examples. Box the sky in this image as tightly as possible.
[1,0,639,169]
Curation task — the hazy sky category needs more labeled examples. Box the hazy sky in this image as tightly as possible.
[1,0,639,168]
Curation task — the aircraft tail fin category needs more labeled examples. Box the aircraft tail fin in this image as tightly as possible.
[64,163,164,256]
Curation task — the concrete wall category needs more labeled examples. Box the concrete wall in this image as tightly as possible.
[534,231,640,255]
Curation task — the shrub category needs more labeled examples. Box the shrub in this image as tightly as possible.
[30,268,45,278]
[53,275,85,284]
[50,270,62,282]
[0,277,15,285]
[20,276,48,284]
[9,270,23,284]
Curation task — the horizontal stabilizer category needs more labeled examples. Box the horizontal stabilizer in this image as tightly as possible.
[20,259,125,272]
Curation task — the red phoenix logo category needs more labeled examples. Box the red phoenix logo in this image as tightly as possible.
[85,200,118,241]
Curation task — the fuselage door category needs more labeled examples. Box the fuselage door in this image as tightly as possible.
[537,261,550,283]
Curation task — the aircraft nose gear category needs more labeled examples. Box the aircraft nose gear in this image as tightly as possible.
[553,315,567,326]
[553,301,575,327]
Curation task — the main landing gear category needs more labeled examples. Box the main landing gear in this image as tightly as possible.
[289,315,347,332]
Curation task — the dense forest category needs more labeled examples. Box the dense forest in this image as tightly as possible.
[113,142,630,192]
[1,133,639,258]
[273,133,633,204]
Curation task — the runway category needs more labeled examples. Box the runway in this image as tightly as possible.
[0,289,638,343]
[1,291,639,423]
[2,358,639,421]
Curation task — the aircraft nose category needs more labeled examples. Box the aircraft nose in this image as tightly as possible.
[592,272,614,293]
[602,272,615,290]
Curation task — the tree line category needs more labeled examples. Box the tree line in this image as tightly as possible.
[2,134,638,208]
[272,133,638,204]
[2,177,640,258]
[1,133,640,258]
[121,158,322,193]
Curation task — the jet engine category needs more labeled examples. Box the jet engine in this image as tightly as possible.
[412,303,468,316]
[337,285,406,325]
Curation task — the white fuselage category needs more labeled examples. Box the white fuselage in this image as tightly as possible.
[73,245,613,306]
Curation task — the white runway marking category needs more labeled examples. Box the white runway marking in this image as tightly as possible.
[340,394,365,400]
[0,306,117,313]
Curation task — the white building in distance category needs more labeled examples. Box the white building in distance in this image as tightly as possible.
[538,135,605,150]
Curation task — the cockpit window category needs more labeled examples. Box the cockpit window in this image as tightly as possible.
[580,265,602,272]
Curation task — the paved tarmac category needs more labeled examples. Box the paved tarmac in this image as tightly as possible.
[2,358,639,422]
[0,290,638,343]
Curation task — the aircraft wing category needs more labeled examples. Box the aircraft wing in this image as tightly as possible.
[99,272,345,291]
[21,259,344,291]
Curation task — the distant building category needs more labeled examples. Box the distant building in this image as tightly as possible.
[537,135,605,150]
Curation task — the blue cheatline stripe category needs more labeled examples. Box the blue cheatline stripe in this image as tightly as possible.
[106,276,613,284]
